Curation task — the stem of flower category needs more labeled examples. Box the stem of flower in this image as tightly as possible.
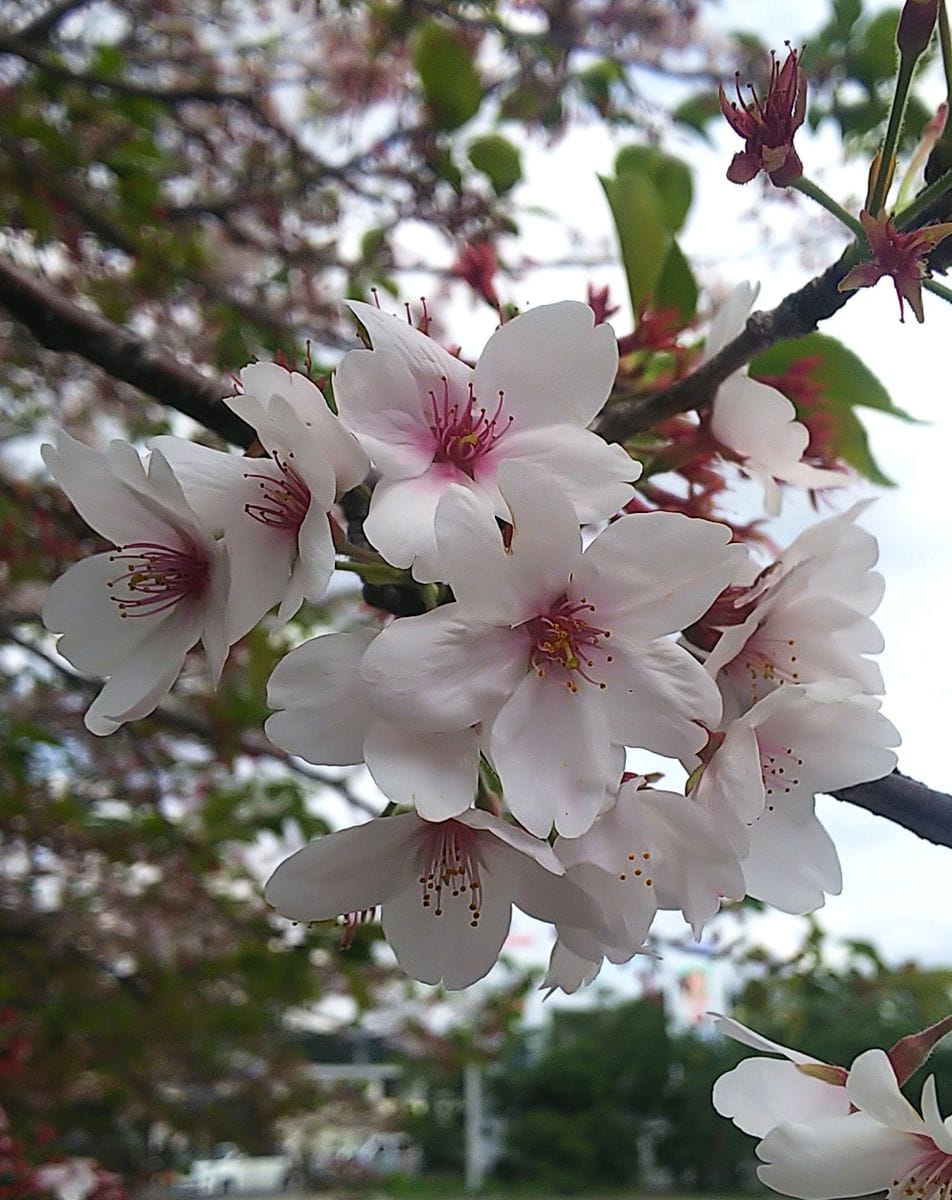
[789,176,867,239]
[868,53,918,215]
[923,276,952,303]
[940,0,952,97]
[335,559,416,586]
[895,163,952,228]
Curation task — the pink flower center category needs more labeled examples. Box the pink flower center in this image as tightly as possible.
[526,595,613,692]
[889,1139,952,1200]
[243,452,311,532]
[107,540,208,618]
[428,376,512,476]
[416,821,483,926]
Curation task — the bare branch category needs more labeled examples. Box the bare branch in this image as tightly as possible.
[832,771,952,851]
[0,253,254,446]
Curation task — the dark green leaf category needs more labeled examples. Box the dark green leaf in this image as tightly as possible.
[599,169,670,317]
[413,22,482,131]
[613,145,693,231]
[468,134,522,194]
[654,238,698,320]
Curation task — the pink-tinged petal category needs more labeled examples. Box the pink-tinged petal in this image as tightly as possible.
[264,397,338,504]
[149,437,249,532]
[462,807,565,873]
[475,302,618,428]
[363,469,461,575]
[603,638,723,757]
[920,1076,952,1154]
[43,554,154,673]
[265,814,416,920]
[141,445,214,533]
[712,1015,817,1064]
[278,560,307,626]
[200,541,232,685]
[295,503,336,604]
[542,939,603,995]
[430,485,515,621]
[711,375,804,465]
[782,501,883,617]
[84,615,197,735]
[497,423,638,523]
[554,850,657,952]
[362,605,527,732]
[847,1049,926,1135]
[490,840,611,939]
[713,1057,851,1138]
[693,721,764,852]
[269,369,369,489]
[266,630,376,764]
[364,722,479,820]
[223,513,296,640]
[572,511,746,641]
[382,864,513,989]
[41,435,175,547]
[489,672,614,838]
[347,300,472,383]
[756,1113,916,1200]
[742,795,841,914]
[703,282,758,359]
[233,361,294,426]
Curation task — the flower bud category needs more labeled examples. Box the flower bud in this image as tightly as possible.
[897,0,939,60]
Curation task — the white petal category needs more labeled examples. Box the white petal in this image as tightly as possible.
[693,721,764,852]
[266,630,376,763]
[475,302,618,428]
[542,939,603,995]
[571,511,746,641]
[295,503,335,604]
[223,514,295,641]
[704,282,758,359]
[713,1057,851,1137]
[603,637,722,757]
[149,437,249,531]
[364,722,479,820]
[920,1077,952,1153]
[265,814,416,920]
[846,1049,926,1135]
[489,672,615,837]
[363,470,459,574]
[498,423,638,522]
[84,617,195,734]
[362,605,527,732]
[44,554,153,673]
[382,864,513,989]
[756,1114,917,1200]
[711,1015,816,1064]
[742,797,842,914]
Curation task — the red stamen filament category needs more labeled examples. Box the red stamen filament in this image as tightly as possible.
[244,452,311,531]
[527,596,613,692]
[107,540,208,618]
[428,376,513,475]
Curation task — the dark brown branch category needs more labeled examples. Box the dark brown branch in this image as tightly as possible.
[832,771,952,850]
[595,253,855,442]
[0,253,254,447]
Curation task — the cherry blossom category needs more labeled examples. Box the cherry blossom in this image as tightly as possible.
[555,777,746,939]
[719,45,807,187]
[699,502,887,718]
[265,809,608,989]
[712,1015,850,1139]
[41,433,229,735]
[361,464,744,837]
[838,210,952,324]
[153,362,368,639]
[265,628,481,821]
[689,681,899,910]
[704,283,847,513]
[333,300,640,579]
[754,1048,952,1200]
[34,1160,103,1200]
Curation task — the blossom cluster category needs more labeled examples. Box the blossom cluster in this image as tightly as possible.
[713,1015,952,1200]
[40,296,898,991]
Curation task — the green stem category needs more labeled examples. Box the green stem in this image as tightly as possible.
[335,559,415,586]
[868,54,917,215]
[895,164,952,229]
[924,277,952,303]
[789,176,866,238]
[940,1,952,98]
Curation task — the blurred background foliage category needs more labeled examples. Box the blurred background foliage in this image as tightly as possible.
[0,0,948,1189]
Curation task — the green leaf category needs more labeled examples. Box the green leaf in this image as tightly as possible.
[613,145,693,231]
[599,168,669,316]
[750,332,918,485]
[671,91,720,140]
[654,238,698,321]
[413,22,482,131]
[468,134,522,194]
[832,0,863,40]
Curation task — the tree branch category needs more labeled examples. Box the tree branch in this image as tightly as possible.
[831,771,952,850]
[0,253,254,447]
[595,252,856,442]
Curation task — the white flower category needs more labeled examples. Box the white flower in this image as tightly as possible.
[555,777,746,938]
[265,628,481,821]
[701,502,886,718]
[265,809,608,989]
[361,464,744,837]
[755,1048,952,1200]
[690,681,899,910]
[153,363,369,640]
[333,300,640,579]
[705,283,847,514]
[712,1015,850,1139]
[41,433,229,735]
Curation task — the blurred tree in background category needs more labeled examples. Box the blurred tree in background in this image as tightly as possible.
[0,0,945,1184]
